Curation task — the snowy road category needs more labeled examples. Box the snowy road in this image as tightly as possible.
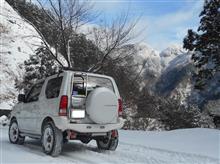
[0,126,219,164]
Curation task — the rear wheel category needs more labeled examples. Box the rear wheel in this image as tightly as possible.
[96,130,118,151]
[8,119,25,145]
[42,122,63,157]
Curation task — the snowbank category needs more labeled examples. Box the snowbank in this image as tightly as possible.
[0,115,8,125]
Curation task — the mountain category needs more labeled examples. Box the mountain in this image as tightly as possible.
[154,45,220,107]
[155,46,193,103]
[131,43,193,101]
[0,0,41,109]
[131,43,218,106]
[160,44,187,68]
[128,43,161,91]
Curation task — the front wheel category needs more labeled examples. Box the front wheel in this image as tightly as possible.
[42,122,63,157]
[8,119,25,145]
[96,130,118,151]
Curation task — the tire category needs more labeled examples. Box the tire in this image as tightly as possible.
[8,119,25,145]
[42,121,63,157]
[96,130,118,151]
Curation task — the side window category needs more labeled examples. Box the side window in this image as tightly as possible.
[26,82,44,103]
[45,76,63,99]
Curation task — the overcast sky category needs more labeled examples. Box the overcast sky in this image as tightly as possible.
[91,0,204,51]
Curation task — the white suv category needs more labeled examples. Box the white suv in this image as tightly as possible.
[9,70,124,156]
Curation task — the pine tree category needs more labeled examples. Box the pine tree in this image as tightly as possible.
[15,47,60,93]
[183,0,220,89]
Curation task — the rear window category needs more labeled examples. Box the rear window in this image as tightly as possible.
[72,75,114,97]
[87,76,114,92]
[46,76,63,99]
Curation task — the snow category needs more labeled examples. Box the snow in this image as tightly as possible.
[0,102,11,110]
[134,43,161,74]
[0,115,8,125]
[0,0,42,109]
[120,129,220,160]
[160,44,187,69]
[0,126,219,163]
[127,44,189,80]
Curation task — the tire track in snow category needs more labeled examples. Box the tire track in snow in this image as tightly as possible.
[1,126,219,164]
[57,141,219,164]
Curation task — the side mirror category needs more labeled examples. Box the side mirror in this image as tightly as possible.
[18,94,25,102]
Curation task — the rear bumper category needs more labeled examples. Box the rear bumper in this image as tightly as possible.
[53,117,125,133]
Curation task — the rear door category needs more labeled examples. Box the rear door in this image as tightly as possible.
[70,74,117,123]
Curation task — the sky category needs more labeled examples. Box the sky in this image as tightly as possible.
[91,0,204,51]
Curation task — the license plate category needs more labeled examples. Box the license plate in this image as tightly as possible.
[71,110,85,118]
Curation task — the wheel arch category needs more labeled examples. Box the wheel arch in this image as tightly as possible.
[10,116,17,124]
[41,116,54,133]
[10,116,17,121]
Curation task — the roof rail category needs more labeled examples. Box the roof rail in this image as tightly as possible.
[62,67,91,73]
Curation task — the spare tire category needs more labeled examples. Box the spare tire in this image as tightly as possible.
[86,87,118,124]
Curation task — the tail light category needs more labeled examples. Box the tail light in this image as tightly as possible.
[111,130,118,138]
[59,95,68,116]
[118,98,123,117]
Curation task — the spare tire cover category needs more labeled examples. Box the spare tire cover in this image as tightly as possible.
[86,87,118,124]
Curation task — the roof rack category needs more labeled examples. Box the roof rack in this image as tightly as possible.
[62,67,91,73]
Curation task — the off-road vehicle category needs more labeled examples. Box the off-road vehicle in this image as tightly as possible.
[9,70,124,156]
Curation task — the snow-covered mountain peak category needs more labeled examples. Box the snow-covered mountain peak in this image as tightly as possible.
[132,43,162,74]
[160,44,187,68]
[160,44,185,57]
[134,42,160,59]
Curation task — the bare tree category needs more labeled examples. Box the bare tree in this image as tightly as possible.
[35,0,96,67]
[88,13,141,72]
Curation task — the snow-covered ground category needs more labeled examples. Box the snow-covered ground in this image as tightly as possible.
[0,125,219,164]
